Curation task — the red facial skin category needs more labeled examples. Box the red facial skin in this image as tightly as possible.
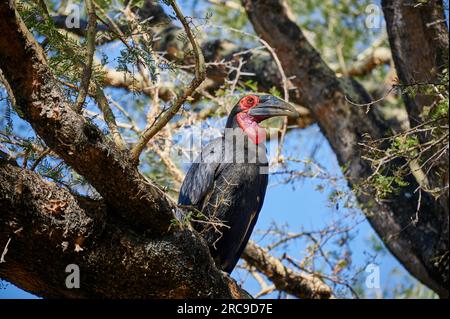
[236,95,266,145]
[239,95,260,110]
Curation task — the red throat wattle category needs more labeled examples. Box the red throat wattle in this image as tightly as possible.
[236,112,266,144]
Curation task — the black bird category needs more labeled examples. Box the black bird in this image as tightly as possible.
[178,94,299,273]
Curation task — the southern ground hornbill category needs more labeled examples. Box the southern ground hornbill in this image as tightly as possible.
[178,94,299,273]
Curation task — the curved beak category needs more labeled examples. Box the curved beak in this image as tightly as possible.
[248,95,299,120]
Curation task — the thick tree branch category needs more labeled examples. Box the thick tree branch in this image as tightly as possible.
[382,0,448,123]
[346,46,392,77]
[51,2,316,130]
[0,0,174,234]
[0,157,250,298]
[94,86,127,149]
[242,241,332,299]
[0,1,328,299]
[242,0,448,297]
[0,157,328,298]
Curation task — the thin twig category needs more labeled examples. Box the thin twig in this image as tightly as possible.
[345,86,396,113]
[75,0,97,112]
[0,237,11,263]
[149,147,184,186]
[95,86,126,149]
[130,0,206,164]
[257,37,290,162]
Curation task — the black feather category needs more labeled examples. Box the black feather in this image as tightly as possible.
[178,134,268,273]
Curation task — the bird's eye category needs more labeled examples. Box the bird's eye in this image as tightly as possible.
[240,95,259,110]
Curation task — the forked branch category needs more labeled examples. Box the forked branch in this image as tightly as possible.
[130,0,206,164]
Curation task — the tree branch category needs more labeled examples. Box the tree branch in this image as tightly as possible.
[0,157,328,299]
[242,241,332,299]
[242,0,448,298]
[94,85,126,149]
[51,1,316,130]
[346,45,392,77]
[382,0,448,123]
[130,0,206,163]
[382,0,449,235]
[75,0,97,112]
[2,1,319,299]
[0,0,174,234]
[0,157,250,298]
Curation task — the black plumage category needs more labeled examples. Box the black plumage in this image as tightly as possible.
[178,94,298,273]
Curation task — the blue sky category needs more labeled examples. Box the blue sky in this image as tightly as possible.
[0,123,427,299]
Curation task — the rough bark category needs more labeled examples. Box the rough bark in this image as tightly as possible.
[0,157,249,298]
[0,0,331,299]
[0,0,175,235]
[382,0,449,236]
[242,0,448,297]
[243,241,332,299]
[0,0,234,299]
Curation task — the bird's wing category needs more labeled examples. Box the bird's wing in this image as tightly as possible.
[222,174,268,273]
[178,138,226,206]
